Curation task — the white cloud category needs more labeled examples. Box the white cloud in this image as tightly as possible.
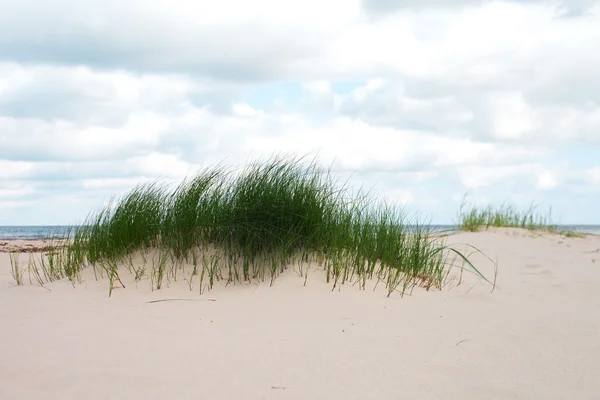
[0,0,361,80]
[536,170,559,190]
[81,178,153,190]
[125,152,195,179]
[487,92,535,140]
[586,167,600,184]
[303,81,332,95]
[457,165,522,190]
[0,160,36,179]
[0,200,35,211]
[232,103,259,117]
[0,113,168,161]
[0,183,35,198]
[455,163,561,190]
[0,0,599,224]
[382,188,414,207]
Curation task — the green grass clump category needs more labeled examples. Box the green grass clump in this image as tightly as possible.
[4,231,84,288]
[26,155,489,297]
[457,196,557,233]
[560,230,586,238]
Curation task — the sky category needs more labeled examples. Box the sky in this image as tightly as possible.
[0,0,599,225]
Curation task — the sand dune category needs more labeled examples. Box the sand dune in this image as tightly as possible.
[1,228,599,399]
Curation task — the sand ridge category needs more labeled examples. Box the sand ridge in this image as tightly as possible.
[1,228,599,399]
[0,239,68,253]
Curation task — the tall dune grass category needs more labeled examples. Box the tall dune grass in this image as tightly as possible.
[13,156,490,296]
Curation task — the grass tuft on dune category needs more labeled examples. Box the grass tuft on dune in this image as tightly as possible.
[457,196,558,233]
[12,155,491,296]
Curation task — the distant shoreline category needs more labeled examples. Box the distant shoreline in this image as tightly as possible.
[1,224,600,240]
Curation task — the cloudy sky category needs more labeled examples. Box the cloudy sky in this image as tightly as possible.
[1,0,599,225]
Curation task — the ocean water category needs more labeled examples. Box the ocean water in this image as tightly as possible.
[0,226,72,240]
[552,225,600,235]
[1,224,599,240]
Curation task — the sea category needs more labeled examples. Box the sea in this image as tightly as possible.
[1,225,599,240]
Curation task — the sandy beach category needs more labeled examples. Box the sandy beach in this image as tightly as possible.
[1,228,599,399]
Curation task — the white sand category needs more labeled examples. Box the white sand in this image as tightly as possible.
[1,228,599,399]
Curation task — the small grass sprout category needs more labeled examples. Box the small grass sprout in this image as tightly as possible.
[560,230,586,238]
[9,252,23,285]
